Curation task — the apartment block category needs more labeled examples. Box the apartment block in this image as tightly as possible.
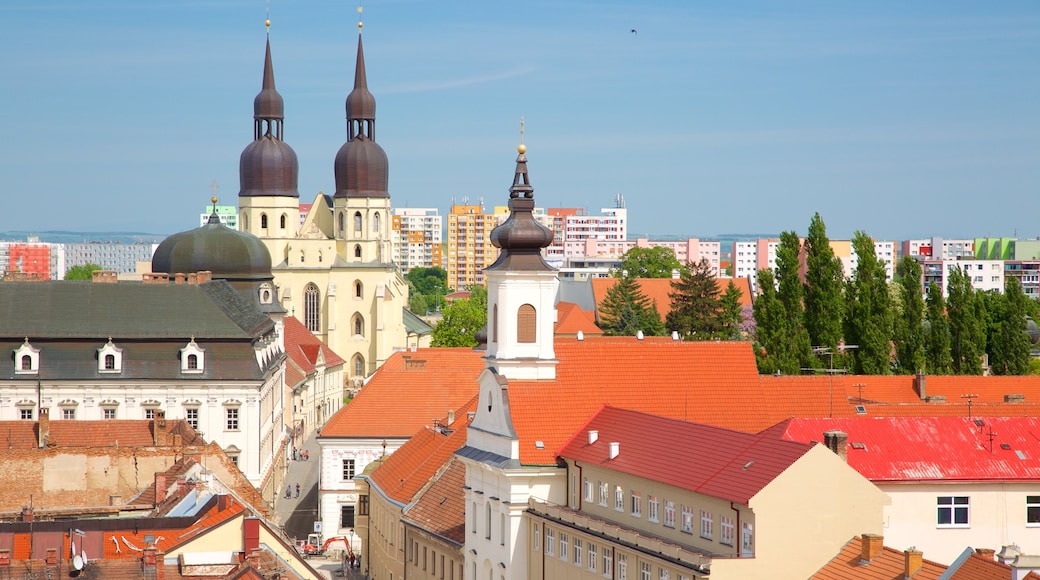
[64,241,159,275]
[392,207,443,273]
[199,204,239,229]
[902,237,975,260]
[446,204,499,290]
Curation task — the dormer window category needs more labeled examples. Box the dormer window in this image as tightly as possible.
[13,339,40,375]
[97,339,123,374]
[259,282,274,305]
[180,338,205,374]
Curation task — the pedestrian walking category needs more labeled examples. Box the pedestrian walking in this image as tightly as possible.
[295,483,300,498]
[292,447,297,461]
[284,485,291,499]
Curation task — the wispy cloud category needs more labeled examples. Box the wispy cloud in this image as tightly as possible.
[382,65,538,94]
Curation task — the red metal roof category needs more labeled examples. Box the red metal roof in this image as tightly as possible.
[777,416,1040,482]
[558,406,813,505]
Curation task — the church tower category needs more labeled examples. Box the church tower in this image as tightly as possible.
[237,26,300,263]
[332,28,393,266]
[484,133,558,380]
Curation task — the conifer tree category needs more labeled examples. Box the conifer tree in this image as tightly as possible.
[666,258,722,339]
[991,277,1032,375]
[946,266,984,375]
[718,280,744,340]
[894,256,926,374]
[599,276,664,336]
[803,213,845,365]
[924,281,953,374]
[844,231,893,374]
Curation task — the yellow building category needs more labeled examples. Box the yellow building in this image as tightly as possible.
[446,204,500,290]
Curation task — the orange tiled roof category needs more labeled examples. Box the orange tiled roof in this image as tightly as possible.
[0,419,203,450]
[948,552,1040,580]
[810,535,946,580]
[590,277,753,323]
[554,301,602,336]
[403,456,468,545]
[369,397,476,504]
[320,348,486,438]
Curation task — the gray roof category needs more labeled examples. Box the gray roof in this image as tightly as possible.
[556,279,596,311]
[0,280,273,340]
[402,308,432,336]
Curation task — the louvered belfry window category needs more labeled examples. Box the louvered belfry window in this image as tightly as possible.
[517,304,536,343]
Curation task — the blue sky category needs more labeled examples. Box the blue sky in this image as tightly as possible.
[2,1,1038,241]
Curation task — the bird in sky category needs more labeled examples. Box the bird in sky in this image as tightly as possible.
[630,28,637,35]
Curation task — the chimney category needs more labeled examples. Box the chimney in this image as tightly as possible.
[91,270,118,283]
[904,548,923,578]
[576,330,584,341]
[1005,394,1025,403]
[20,506,33,523]
[143,546,158,572]
[197,271,212,283]
[152,410,168,446]
[609,442,619,460]
[588,430,598,445]
[636,330,644,340]
[38,408,50,449]
[860,533,883,562]
[447,410,455,425]
[45,548,57,566]
[671,331,679,341]
[974,548,995,560]
[243,517,261,553]
[154,473,167,506]
[671,269,681,279]
[217,494,229,512]
[914,372,926,400]
[823,430,848,462]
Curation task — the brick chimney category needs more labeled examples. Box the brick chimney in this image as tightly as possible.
[91,270,118,283]
[904,548,923,578]
[45,548,56,566]
[152,410,168,446]
[143,546,166,579]
[823,430,848,462]
[913,372,926,399]
[197,271,212,283]
[20,506,33,522]
[37,408,50,449]
[174,273,185,284]
[154,473,167,506]
[860,533,883,563]
[974,548,995,560]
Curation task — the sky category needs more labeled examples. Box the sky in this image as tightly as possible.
[1,1,1038,242]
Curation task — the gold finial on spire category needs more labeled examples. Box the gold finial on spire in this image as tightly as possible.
[518,116,526,154]
[357,4,363,32]
[265,0,271,31]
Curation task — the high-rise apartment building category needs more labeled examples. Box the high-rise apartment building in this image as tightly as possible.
[64,241,158,275]
[199,204,239,229]
[391,207,442,273]
[446,203,499,290]
[901,237,975,260]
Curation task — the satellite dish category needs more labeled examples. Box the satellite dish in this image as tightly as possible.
[82,550,88,564]
[71,540,77,557]
[72,555,84,571]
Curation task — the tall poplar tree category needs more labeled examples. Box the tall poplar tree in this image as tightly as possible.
[946,266,985,375]
[775,231,812,368]
[753,269,800,375]
[894,256,926,374]
[666,258,722,339]
[599,276,665,336]
[803,213,845,366]
[844,231,893,374]
[991,277,1031,375]
[924,281,953,374]
[718,280,744,340]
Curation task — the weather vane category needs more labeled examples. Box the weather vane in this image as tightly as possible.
[265,0,271,33]
[357,4,363,32]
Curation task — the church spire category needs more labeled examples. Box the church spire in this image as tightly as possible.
[488,123,554,272]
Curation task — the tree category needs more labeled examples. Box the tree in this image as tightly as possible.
[843,231,893,374]
[599,277,665,336]
[65,263,102,280]
[924,281,953,374]
[893,256,926,374]
[666,258,723,339]
[946,266,985,375]
[718,280,744,340]
[613,247,685,279]
[753,269,800,375]
[990,277,1031,375]
[775,231,812,369]
[803,213,845,365]
[405,267,448,313]
[430,286,487,347]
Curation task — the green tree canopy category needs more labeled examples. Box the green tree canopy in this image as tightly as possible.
[65,263,102,281]
[775,231,813,369]
[894,256,926,374]
[843,231,893,374]
[990,277,1031,375]
[924,281,953,374]
[430,286,487,347]
[753,269,801,375]
[405,267,448,313]
[718,280,744,340]
[613,247,685,279]
[599,276,665,336]
[803,213,845,364]
[666,258,723,339]
[946,266,985,375]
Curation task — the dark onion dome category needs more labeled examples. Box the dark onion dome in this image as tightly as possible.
[1027,317,1040,345]
[153,205,273,282]
[487,143,554,272]
[239,37,300,198]
[334,34,389,199]
[474,324,488,351]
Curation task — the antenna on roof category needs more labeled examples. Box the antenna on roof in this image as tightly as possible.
[961,393,979,419]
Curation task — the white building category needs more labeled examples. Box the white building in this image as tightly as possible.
[392,207,443,273]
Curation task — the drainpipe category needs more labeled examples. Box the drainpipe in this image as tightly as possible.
[730,503,740,557]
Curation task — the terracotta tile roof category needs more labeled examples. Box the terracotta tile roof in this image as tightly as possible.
[558,406,812,505]
[554,301,603,336]
[403,456,468,545]
[509,338,768,464]
[0,419,203,450]
[948,552,1040,580]
[810,535,946,580]
[320,348,486,438]
[284,315,347,376]
[370,398,475,504]
[590,277,753,322]
[777,416,1040,482]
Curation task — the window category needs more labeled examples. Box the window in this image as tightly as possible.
[62,408,75,420]
[648,496,659,522]
[353,354,365,377]
[304,283,320,332]
[937,496,969,527]
[615,486,624,511]
[471,502,477,534]
[228,454,239,466]
[699,510,712,539]
[584,478,593,502]
[359,494,369,516]
[373,212,381,232]
[261,213,268,229]
[341,505,355,528]
[343,459,356,480]
[103,408,116,420]
[187,354,198,370]
[741,522,754,555]
[280,214,287,229]
[559,533,568,560]
[570,473,578,508]
[20,355,31,371]
[573,538,582,566]
[338,213,345,234]
[588,543,597,571]
[485,504,491,540]
[352,314,365,336]
[659,568,670,580]
[720,516,734,546]
[663,500,675,528]
[500,513,506,546]
[517,304,536,343]
[145,408,157,420]
[20,408,33,421]
[355,281,363,298]
[354,244,362,258]
[185,408,198,430]
[1028,496,1040,525]
[104,354,115,370]
[354,212,363,232]
[631,492,642,517]
[545,528,555,556]
[226,407,239,431]
[603,547,612,576]
[640,562,651,580]
[617,554,627,580]
[598,481,608,506]
[532,523,540,551]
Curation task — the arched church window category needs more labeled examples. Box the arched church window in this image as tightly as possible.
[354,212,363,233]
[517,304,536,343]
[338,213,345,234]
[373,212,381,232]
[280,214,287,229]
[352,313,365,337]
[261,213,268,229]
[354,245,362,259]
[492,304,498,343]
[354,281,363,298]
[304,283,320,332]
[353,354,365,377]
